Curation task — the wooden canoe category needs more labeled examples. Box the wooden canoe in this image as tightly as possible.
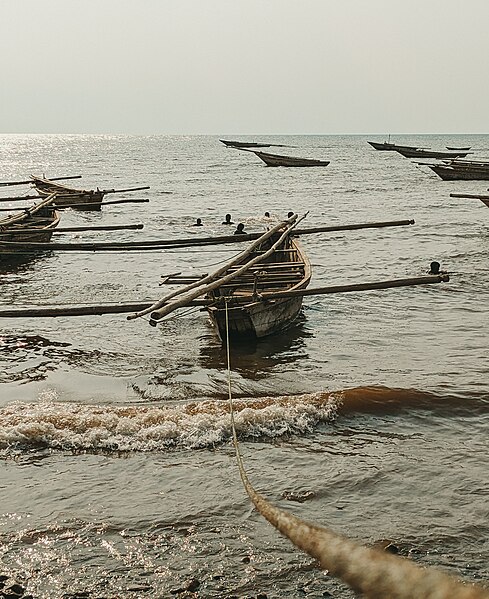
[446,146,471,151]
[220,139,273,148]
[31,176,105,210]
[367,141,422,152]
[395,147,471,159]
[450,192,489,209]
[426,163,489,181]
[0,197,60,251]
[250,150,330,167]
[206,233,311,339]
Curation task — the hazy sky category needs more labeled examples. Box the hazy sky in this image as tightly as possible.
[1,0,488,134]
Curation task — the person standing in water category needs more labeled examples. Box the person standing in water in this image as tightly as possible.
[222,214,234,225]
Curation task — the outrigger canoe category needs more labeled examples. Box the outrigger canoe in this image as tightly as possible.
[0,194,60,251]
[31,176,106,210]
[206,231,311,339]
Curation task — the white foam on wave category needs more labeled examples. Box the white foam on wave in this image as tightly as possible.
[0,392,341,452]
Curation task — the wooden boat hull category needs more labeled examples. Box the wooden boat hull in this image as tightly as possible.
[253,151,330,167]
[32,177,104,210]
[0,209,60,254]
[367,141,420,152]
[446,146,471,151]
[428,165,489,181]
[208,295,305,339]
[220,139,272,148]
[396,148,470,159]
[206,235,311,339]
[37,189,104,210]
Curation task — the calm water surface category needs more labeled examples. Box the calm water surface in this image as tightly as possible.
[0,134,488,598]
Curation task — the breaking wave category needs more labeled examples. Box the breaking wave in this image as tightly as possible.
[0,392,339,452]
[1,386,484,454]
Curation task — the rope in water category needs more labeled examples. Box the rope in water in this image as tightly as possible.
[223,300,489,599]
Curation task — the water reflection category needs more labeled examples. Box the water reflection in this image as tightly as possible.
[0,334,71,384]
[0,250,52,274]
[199,315,313,378]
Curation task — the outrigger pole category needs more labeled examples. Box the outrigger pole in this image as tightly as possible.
[0,274,449,319]
[0,219,415,252]
[0,175,82,187]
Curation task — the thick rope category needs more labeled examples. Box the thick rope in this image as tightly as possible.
[223,301,489,599]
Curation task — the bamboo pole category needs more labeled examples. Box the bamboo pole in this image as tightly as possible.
[0,223,144,235]
[0,198,150,212]
[0,195,42,202]
[293,219,414,235]
[0,303,154,318]
[0,241,164,253]
[31,186,151,197]
[0,218,415,252]
[450,193,489,200]
[101,186,150,194]
[58,197,151,208]
[0,274,449,319]
[229,274,450,301]
[0,175,82,187]
[127,215,299,320]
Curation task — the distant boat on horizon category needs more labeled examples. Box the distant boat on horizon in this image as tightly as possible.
[395,147,471,159]
[220,139,291,149]
[220,139,272,148]
[367,140,422,152]
[242,149,330,167]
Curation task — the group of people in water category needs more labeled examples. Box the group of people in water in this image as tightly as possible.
[192,213,246,234]
[192,211,295,235]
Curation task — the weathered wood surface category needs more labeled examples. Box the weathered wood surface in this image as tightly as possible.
[206,234,310,338]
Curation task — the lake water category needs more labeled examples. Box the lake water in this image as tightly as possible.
[0,134,488,598]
